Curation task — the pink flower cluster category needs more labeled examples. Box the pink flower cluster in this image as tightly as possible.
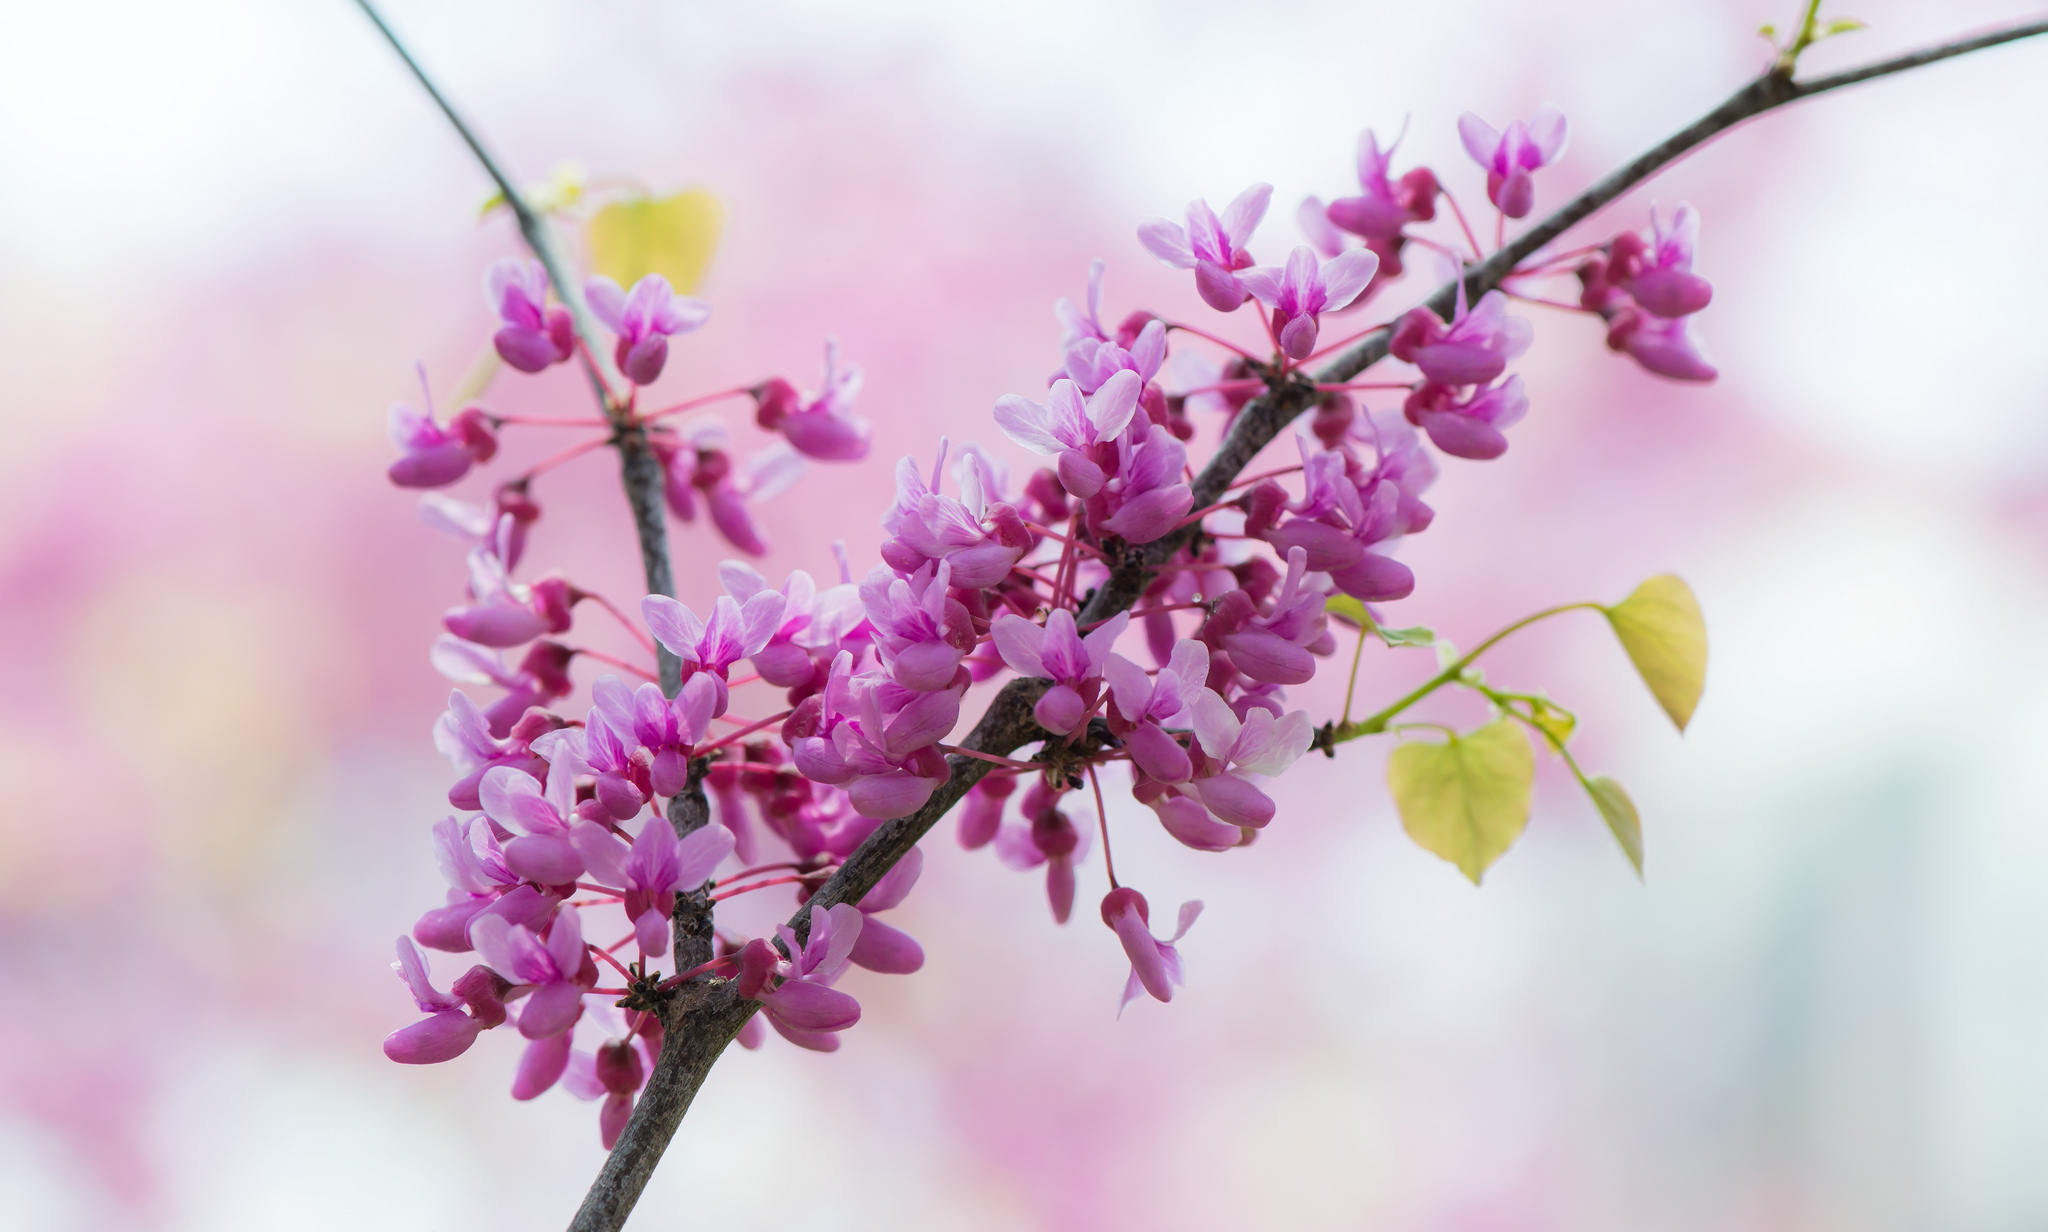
[382,102,1725,1141]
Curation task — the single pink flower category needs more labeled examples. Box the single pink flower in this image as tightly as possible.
[1137,183,1273,312]
[1457,104,1569,219]
[484,257,573,372]
[1100,888,1202,1012]
[584,273,710,385]
[1238,245,1380,360]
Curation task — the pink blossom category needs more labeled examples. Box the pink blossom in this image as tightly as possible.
[563,1014,659,1150]
[471,904,595,1044]
[1200,547,1329,686]
[652,420,805,557]
[1100,888,1202,1011]
[990,608,1129,734]
[1065,316,1167,396]
[1054,258,1113,348]
[433,688,548,811]
[642,587,789,712]
[584,273,710,385]
[878,444,1032,588]
[784,651,960,820]
[720,563,820,688]
[736,902,866,1051]
[861,561,976,692]
[412,814,553,952]
[846,846,926,974]
[1187,688,1314,827]
[591,672,717,796]
[387,403,497,489]
[756,338,873,461]
[571,817,733,957]
[478,756,585,884]
[995,784,1091,924]
[956,773,1016,850]
[382,936,487,1064]
[440,548,575,648]
[484,257,573,372]
[419,486,541,573]
[1238,245,1381,360]
[1094,423,1194,544]
[1403,374,1530,460]
[1610,204,1713,319]
[1458,104,1569,219]
[1103,639,1208,784]
[430,635,574,737]
[1389,285,1533,387]
[1137,183,1273,312]
[1326,128,1440,244]
[1606,305,1718,382]
[993,371,1143,499]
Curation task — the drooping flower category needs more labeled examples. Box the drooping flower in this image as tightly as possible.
[1606,305,1718,382]
[1238,245,1381,360]
[877,445,1032,588]
[1608,204,1713,319]
[1100,888,1202,1011]
[478,756,585,884]
[382,936,487,1064]
[956,772,1017,850]
[736,902,866,1051]
[991,609,1129,734]
[1326,128,1440,244]
[1389,285,1533,388]
[1403,374,1530,460]
[484,257,574,372]
[1103,639,1209,784]
[1457,105,1570,219]
[584,273,710,385]
[387,403,498,489]
[755,338,873,462]
[846,846,926,974]
[993,371,1143,499]
[1093,423,1194,545]
[471,904,595,1042]
[1187,689,1314,827]
[651,420,806,557]
[1137,183,1273,312]
[571,816,734,957]
[994,784,1091,924]
[430,635,575,737]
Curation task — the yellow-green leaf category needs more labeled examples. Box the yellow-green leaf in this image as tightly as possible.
[1820,17,1865,36]
[1585,774,1643,877]
[587,190,723,294]
[1386,720,1534,884]
[1603,574,1707,732]
[1526,698,1576,750]
[1325,593,1368,628]
[1378,624,1434,648]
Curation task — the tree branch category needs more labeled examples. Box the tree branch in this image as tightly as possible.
[347,3,2048,1225]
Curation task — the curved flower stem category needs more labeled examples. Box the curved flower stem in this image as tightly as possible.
[1224,464,1302,492]
[1087,762,1118,891]
[1439,188,1485,262]
[521,436,612,482]
[711,874,812,902]
[694,709,796,757]
[1163,321,1263,360]
[636,385,755,426]
[1334,602,1603,742]
[582,591,660,655]
[936,744,1045,771]
[573,649,657,682]
[494,413,612,427]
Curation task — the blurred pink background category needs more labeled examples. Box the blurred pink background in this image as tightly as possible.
[5,1,2048,1228]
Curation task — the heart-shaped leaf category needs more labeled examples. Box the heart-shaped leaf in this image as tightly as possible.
[1387,720,1534,884]
[587,190,723,294]
[1603,574,1706,732]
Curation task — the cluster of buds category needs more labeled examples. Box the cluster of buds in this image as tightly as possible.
[380,98,1720,1142]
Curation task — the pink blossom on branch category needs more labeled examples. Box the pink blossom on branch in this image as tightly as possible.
[1137,182,1272,312]
[484,257,573,372]
[1238,245,1380,360]
[584,273,710,385]
[1457,104,1569,219]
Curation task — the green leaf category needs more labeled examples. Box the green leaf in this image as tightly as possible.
[1820,17,1865,36]
[587,190,723,294]
[1584,775,1643,877]
[1324,593,1368,628]
[1386,720,1534,884]
[1378,624,1435,648]
[1602,574,1707,732]
[1758,22,1779,38]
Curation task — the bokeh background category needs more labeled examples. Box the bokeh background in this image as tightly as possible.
[5,1,2048,1228]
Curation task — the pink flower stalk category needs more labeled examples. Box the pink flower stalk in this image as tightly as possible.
[1389,285,1533,387]
[584,273,711,385]
[1403,374,1530,461]
[878,445,1032,588]
[571,816,733,956]
[1606,203,1712,318]
[990,609,1130,734]
[1606,305,1718,382]
[1239,245,1381,360]
[861,561,977,692]
[1137,182,1273,312]
[471,904,596,1043]
[1200,547,1330,686]
[1103,639,1209,784]
[784,651,960,820]
[993,370,1143,499]
[1187,689,1314,827]
[479,756,586,885]
[995,784,1091,924]
[1093,422,1195,544]
[387,403,497,488]
[1457,104,1569,219]
[755,338,874,461]
[642,588,789,713]
[1100,888,1202,1011]
[484,257,574,372]
[736,902,867,1051]
[383,936,488,1063]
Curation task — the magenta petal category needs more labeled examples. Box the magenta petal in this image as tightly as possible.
[511,1031,574,1100]
[891,640,965,692]
[848,916,925,974]
[1113,911,1175,1002]
[1194,261,1246,312]
[1126,721,1193,784]
[1416,409,1509,460]
[1057,450,1106,498]
[518,979,585,1040]
[1413,342,1506,388]
[1034,684,1086,734]
[1329,552,1415,603]
[1154,796,1241,852]
[1193,772,1277,828]
[1629,269,1713,318]
[782,410,873,461]
[1047,857,1076,924]
[494,327,559,373]
[414,898,489,952]
[622,334,669,385]
[1220,629,1316,685]
[443,604,548,648]
[503,834,585,884]
[769,1017,843,1052]
[750,641,815,688]
[389,443,477,489]
[859,846,923,911]
[1260,520,1365,572]
[383,1011,483,1064]
[761,980,862,1032]
[1099,485,1194,545]
[848,771,940,821]
[599,1091,634,1150]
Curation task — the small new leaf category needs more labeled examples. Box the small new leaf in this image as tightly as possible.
[1386,720,1534,884]
[1324,594,1433,646]
[1526,698,1576,749]
[1584,775,1644,877]
[1820,17,1865,36]
[1603,574,1707,732]
[1324,593,1368,628]
[1379,624,1435,648]
[588,190,723,294]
